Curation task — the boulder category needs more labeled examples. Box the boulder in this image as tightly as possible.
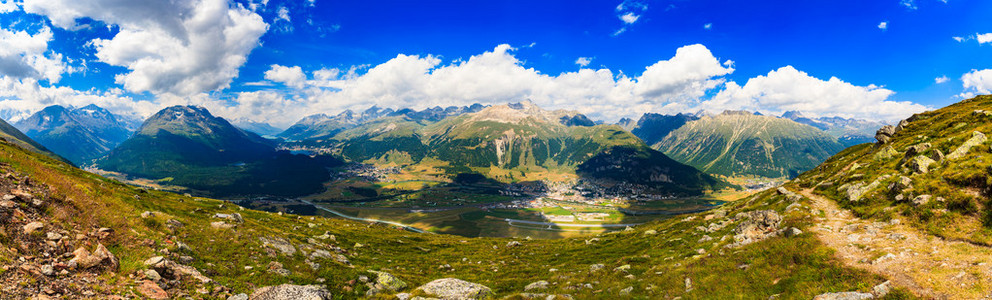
[912,195,932,207]
[69,243,118,270]
[871,281,892,298]
[906,155,936,174]
[22,221,43,234]
[524,280,549,291]
[812,292,873,300]
[214,213,245,223]
[416,278,494,300]
[137,280,169,299]
[727,210,782,248]
[875,125,896,144]
[369,271,407,292]
[895,119,909,133]
[259,237,297,256]
[250,284,332,300]
[948,131,987,160]
[783,227,803,237]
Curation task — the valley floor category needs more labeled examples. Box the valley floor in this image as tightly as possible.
[801,188,992,298]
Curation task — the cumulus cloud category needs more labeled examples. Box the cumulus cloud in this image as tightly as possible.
[978,33,992,44]
[264,64,306,88]
[702,66,925,121]
[634,44,733,99]
[0,26,69,83]
[0,0,18,13]
[23,0,268,96]
[961,69,992,98]
[575,57,592,67]
[0,77,156,123]
[703,23,712,30]
[935,76,949,84]
[878,21,888,31]
[237,44,734,124]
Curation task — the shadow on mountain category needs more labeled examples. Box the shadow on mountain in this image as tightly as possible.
[573,146,731,230]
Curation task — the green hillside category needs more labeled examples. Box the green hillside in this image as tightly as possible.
[799,94,992,246]
[656,111,845,179]
[0,134,901,299]
[96,106,341,197]
[328,101,728,195]
[0,116,66,163]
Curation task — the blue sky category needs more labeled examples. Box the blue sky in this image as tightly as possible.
[0,0,990,126]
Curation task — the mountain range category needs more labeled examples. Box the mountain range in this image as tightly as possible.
[654,110,846,179]
[780,110,886,147]
[14,105,133,165]
[95,106,341,197]
[0,116,63,162]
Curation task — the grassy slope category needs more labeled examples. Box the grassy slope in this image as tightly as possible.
[0,138,906,299]
[656,113,844,179]
[796,95,992,246]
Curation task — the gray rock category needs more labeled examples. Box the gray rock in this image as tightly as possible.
[728,210,782,247]
[906,155,936,174]
[250,284,331,300]
[912,195,932,207]
[22,221,43,234]
[40,264,54,276]
[619,286,633,296]
[145,269,162,281]
[875,125,896,144]
[506,241,522,247]
[259,237,297,256]
[812,291,874,300]
[589,264,605,272]
[872,281,891,298]
[784,227,803,237]
[416,278,494,300]
[524,280,549,291]
[369,271,407,292]
[948,131,987,160]
[214,213,245,223]
[228,294,248,300]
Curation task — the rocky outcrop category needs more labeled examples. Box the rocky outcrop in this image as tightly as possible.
[947,131,987,160]
[260,237,297,256]
[812,291,874,300]
[727,210,782,248]
[365,271,407,296]
[250,284,332,300]
[875,125,896,144]
[416,278,494,300]
[69,243,119,270]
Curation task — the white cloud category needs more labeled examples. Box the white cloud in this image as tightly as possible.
[953,36,965,42]
[575,57,592,67]
[634,44,733,99]
[620,13,640,24]
[935,76,949,84]
[24,0,269,96]
[900,0,917,9]
[0,0,18,13]
[307,0,316,7]
[246,44,734,124]
[961,69,992,98]
[613,0,648,35]
[264,64,306,88]
[277,6,290,22]
[703,23,712,30]
[0,77,155,123]
[702,66,925,121]
[877,21,888,31]
[0,25,69,83]
[977,33,992,44]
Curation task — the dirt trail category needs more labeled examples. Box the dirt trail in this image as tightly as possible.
[798,189,992,299]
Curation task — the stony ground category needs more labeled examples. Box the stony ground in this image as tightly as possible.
[800,188,992,299]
